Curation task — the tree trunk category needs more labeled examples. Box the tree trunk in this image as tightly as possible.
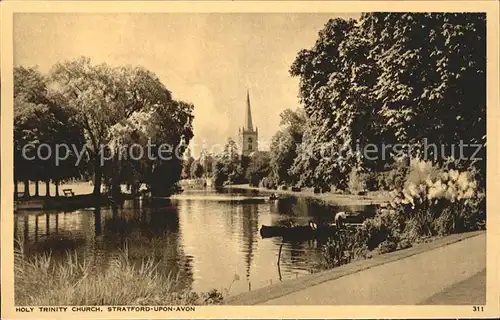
[93,161,102,197]
[45,180,51,197]
[23,180,30,199]
[35,181,39,197]
[14,181,19,200]
[55,181,60,197]
[131,181,139,198]
[111,181,121,201]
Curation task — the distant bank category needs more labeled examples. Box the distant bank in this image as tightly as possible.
[228,184,389,206]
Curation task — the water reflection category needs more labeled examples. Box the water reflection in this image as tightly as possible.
[14,189,375,295]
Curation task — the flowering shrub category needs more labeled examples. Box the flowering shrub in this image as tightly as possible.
[388,160,485,240]
[322,159,485,269]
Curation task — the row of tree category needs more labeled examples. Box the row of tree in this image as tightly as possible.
[14,57,194,199]
[265,13,486,191]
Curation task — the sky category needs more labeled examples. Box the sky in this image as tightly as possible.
[14,13,360,157]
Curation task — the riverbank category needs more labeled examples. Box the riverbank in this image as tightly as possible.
[14,243,224,306]
[229,184,390,205]
[16,194,110,211]
[226,230,485,305]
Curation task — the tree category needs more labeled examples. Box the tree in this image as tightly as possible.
[269,108,305,185]
[14,66,85,198]
[212,138,245,186]
[363,13,486,169]
[182,155,195,179]
[142,100,194,196]
[290,18,361,190]
[287,13,486,190]
[190,160,204,179]
[246,151,271,187]
[49,57,193,198]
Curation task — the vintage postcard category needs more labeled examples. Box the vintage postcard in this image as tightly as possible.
[1,0,499,319]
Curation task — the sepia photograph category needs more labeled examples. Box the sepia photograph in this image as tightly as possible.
[1,1,499,319]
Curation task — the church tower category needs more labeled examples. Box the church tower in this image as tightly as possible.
[239,89,258,157]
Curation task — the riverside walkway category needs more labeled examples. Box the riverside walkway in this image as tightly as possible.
[226,231,486,305]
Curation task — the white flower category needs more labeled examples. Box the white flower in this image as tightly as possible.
[441,172,449,182]
[425,178,434,187]
[407,183,418,197]
[457,172,470,191]
[445,185,457,201]
[463,188,474,199]
[449,169,459,181]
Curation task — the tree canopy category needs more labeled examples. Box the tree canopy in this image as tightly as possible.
[14,57,194,198]
[287,13,486,191]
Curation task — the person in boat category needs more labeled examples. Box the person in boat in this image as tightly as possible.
[335,211,347,228]
[308,220,318,230]
[269,193,278,200]
[285,220,296,228]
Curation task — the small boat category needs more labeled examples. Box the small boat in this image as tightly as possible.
[335,211,370,225]
[260,221,339,240]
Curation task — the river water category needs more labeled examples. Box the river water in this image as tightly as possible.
[14,188,375,296]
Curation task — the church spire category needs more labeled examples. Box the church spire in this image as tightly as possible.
[245,89,254,131]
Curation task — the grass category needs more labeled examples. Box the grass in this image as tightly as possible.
[14,240,223,306]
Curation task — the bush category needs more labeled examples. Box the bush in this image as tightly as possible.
[370,160,410,191]
[322,228,370,268]
[260,177,277,190]
[347,169,367,195]
[321,159,485,269]
[389,159,485,240]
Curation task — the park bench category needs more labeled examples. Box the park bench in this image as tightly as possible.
[62,189,75,197]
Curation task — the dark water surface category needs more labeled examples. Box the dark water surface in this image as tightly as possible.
[14,188,375,296]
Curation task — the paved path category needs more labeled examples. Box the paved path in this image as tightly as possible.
[227,232,485,305]
[419,269,486,305]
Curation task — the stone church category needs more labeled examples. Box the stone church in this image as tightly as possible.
[238,90,258,157]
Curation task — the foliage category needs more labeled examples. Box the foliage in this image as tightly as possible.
[268,108,306,186]
[14,66,86,194]
[347,168,367,195]
[288,13,486,191]
[14,241,223,306]
[12,57,195,198]
[388,160,485,239]
[322,159,485,268]
[246,151,271,187]
[212,139,246,186]
[365,158,410,191]
[259,176,277,190]
[182,155,195,179]
[322,227,370,268]
[190,160,204,179]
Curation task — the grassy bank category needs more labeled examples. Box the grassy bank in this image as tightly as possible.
[229,184,389,205]
[14,242,223,306]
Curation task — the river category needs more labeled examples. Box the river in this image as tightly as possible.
[14,187,376,296]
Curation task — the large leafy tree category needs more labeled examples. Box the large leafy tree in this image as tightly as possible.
[290,18,362,190]
[49,57,193,197]
[246,151,271,187]
[288,13,486,191]
[14,66,85,198]
[269,108,306,185]
[364,13,486,150]
[212,138,245,186]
